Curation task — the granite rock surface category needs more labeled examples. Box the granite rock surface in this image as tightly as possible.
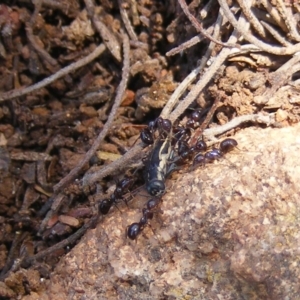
[26,124,300,300]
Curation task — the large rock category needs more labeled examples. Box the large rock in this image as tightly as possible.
[35,124,300,299]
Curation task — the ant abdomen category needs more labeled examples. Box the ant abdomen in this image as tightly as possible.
[219,138,238,154]
[127,223,142,240]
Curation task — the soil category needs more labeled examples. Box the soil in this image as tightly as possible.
[0,1,300,299]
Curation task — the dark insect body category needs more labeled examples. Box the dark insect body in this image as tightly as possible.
[186,118,196,129]
[127,197,161,240]
[127,117,238,242]
[99,177,135,215]
[127,223,141,240]
[140,117,172,145]
[204,149,222,162]
[192,153,205,167]
[144,136,172,197]
[195,140,207,152]
[173,127,191,143]
[114,177,135,199]
[99,198,113,215]
[156,117,172,135]
[146,197,161,210]
[185,109,206,129]
[140,128,154,145]
[191,110,202,122]
[219,138,238,154]
[140,208,154,226]
[178,140,192,160]
[192,138,238,166]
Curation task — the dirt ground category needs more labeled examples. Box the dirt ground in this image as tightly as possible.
[0,0,300,299]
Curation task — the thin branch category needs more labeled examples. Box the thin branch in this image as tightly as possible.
[23,215,99,267]
[53,34,130,194]
[251,7,283,27]
[0,44,106,102]
[197,9,224,71]
[178,0,236,48]
[82,142,144,187]
[203,113,276,140]
[199,0,216,19]
[218,0,300,55]
[162,10,225,118]
[166,33,209,57]
[0,233,27,280]
[254,54,300,105]
[166,2,227,58]
[85,0,122,62]
[118,0,138,41]
[259,0,288,32]
[37,194,65,234]
[276,0,300,42]
[168,33,240,122]
[38,33,131,233]
[189,91,223,145]
[261,21,293,47]
[168,13,259,122]
[160,66,201,118]
[26,23,58,68]
[26,1,58,68]
[236,0,266,38]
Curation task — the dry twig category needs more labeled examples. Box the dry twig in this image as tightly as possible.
[204,113,276,141]
[168,33,239,122]
[275,0,300,42]
[178,0,236,48]
[260,0,288,32]
[37,33,131,233]
[118,0,138,41]
[261,20,293,47]
[25,1,58,68]
[162,10,225,118]
[53,33,130,194]
[236,0,266,38]
[218,0,300,55]
[22,215,99,268]
[166,33,210,57]
[85,0,122,62]
[189,91,223,145]
[0,44,106,102]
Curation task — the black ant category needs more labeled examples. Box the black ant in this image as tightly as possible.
[177,140,191,160]
[192,153,206,167]
[192,138,238,167]
[185,110,202,129]
[129,116,238,242]
[173,126,192,143]
[127,197,161,240]
[127,122,175,238]
[140,117,172,145]
[99,177,135,215]
[194,139,207,152]
[204,148,222,162]
[219,138,238,154]
[177,138,207,161]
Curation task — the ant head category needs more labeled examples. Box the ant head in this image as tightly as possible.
[146,179,165,196]
[159,118,172,133]
[99,198,112,215]
[140,128,154,145]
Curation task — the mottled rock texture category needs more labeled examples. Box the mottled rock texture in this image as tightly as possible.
[32,124,300,300]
